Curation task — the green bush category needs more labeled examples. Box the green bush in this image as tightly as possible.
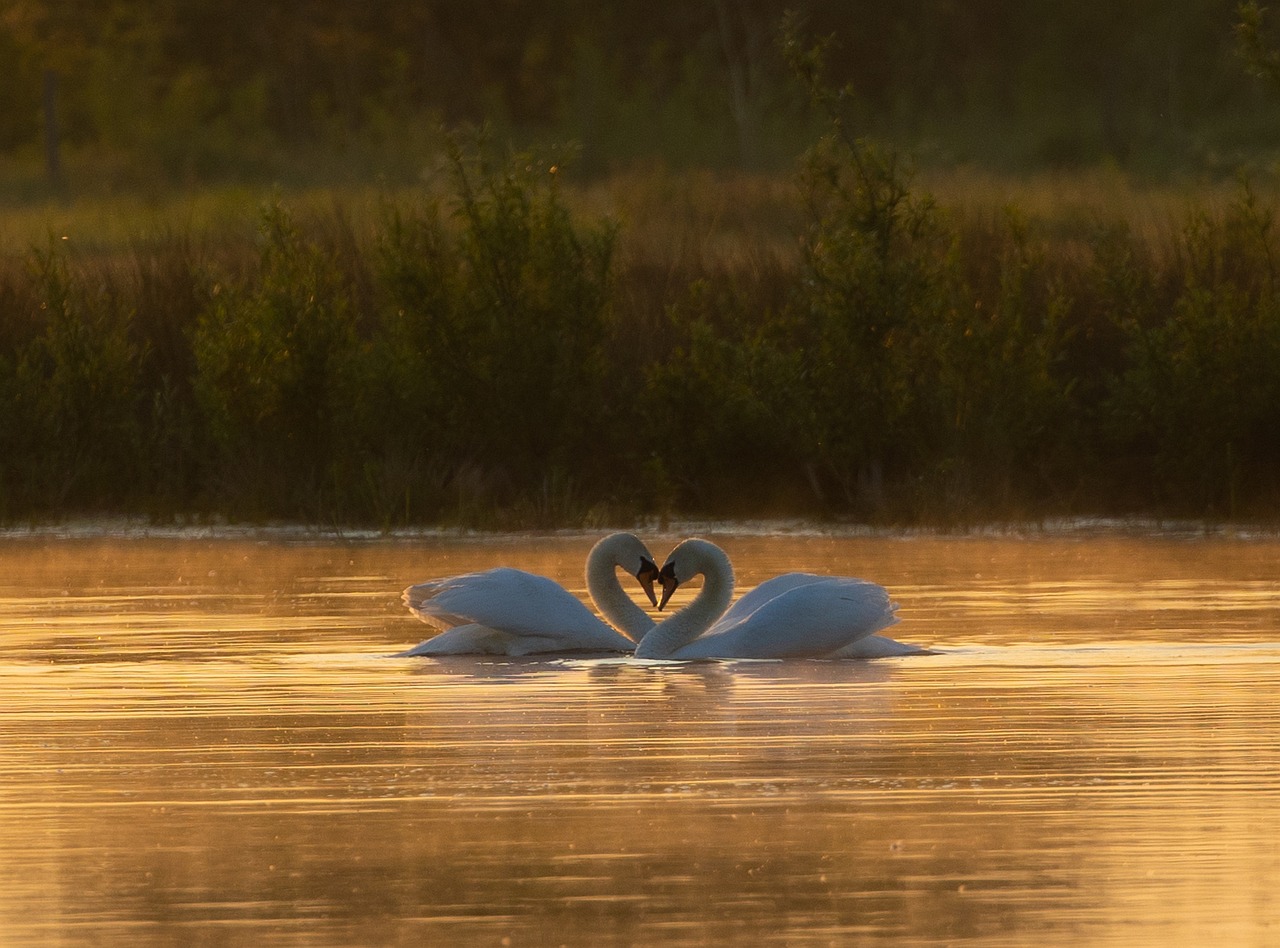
[782,22,963,514]
[366,135,619,523]
[1,245,143,512]
[793,135,957,512]
[931,210,1078,515]
[642,278,811,513]
[192,201,361,518]
[1113,185,1280,514]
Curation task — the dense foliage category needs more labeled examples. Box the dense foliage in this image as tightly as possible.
[2,133,1280,525]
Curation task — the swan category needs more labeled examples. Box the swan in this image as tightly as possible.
[714,570,932,658]
[633,538,919,660]
[396,533,659,656]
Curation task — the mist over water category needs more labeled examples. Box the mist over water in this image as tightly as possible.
[2,528,1278,945]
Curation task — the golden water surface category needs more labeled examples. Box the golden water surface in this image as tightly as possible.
[1,528,1278,945]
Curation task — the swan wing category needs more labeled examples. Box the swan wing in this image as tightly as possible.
[674,579,899,659]
[712,573,827,629]
[401,567,632,652]
[403,567,590,633]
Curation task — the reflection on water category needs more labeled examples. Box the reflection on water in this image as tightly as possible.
[1,530,1279,945]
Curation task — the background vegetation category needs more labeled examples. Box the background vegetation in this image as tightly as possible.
[3,0,1280,191]
[2,2,1280,526]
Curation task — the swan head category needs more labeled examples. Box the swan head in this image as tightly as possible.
[657,561,680,610]
[636,555,660,606]
[589,532,660,606]
[655,537,733,611]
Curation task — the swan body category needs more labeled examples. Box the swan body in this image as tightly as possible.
[634,538,908,660]
[397,533,658,657]
[722,572,932,658]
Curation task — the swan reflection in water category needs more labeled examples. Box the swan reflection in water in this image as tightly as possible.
[404,655,903,696]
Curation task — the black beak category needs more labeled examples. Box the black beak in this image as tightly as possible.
[657,563,680,611]
[636,557,659,607]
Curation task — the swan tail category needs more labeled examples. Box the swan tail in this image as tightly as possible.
[827,634,934,659]
[403,580,495,632]
[403,581,454,626]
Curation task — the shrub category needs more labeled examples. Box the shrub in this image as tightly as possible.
[192,201,361,517]
[1113,184,1280,514]
[1,245,143,511]
[368,135,619,522]
[783,22,960,513]
[642,278,811,513]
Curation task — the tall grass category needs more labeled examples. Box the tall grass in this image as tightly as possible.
[2,144,1280,525]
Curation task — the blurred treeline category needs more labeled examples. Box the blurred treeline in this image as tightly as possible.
[1,0,1278,189]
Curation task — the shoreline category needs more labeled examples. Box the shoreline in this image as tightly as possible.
[2,515,1276,543]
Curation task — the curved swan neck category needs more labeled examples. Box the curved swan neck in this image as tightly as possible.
[634,539,734,659]
[586,533,655,642]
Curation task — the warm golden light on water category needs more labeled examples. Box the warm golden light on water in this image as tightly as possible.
[1,532,1278,944]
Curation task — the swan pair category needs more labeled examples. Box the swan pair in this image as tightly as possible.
[398,533,923,660]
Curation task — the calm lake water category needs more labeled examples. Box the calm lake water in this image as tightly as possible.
[1,526,1278,946]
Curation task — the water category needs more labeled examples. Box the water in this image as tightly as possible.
[1,527,1278,945]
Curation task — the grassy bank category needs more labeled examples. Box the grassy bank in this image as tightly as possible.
[2,145,1279,528]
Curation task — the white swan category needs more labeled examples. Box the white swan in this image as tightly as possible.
[715,570,932,658]
[633,538,919,660]
[396,533,659,656]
